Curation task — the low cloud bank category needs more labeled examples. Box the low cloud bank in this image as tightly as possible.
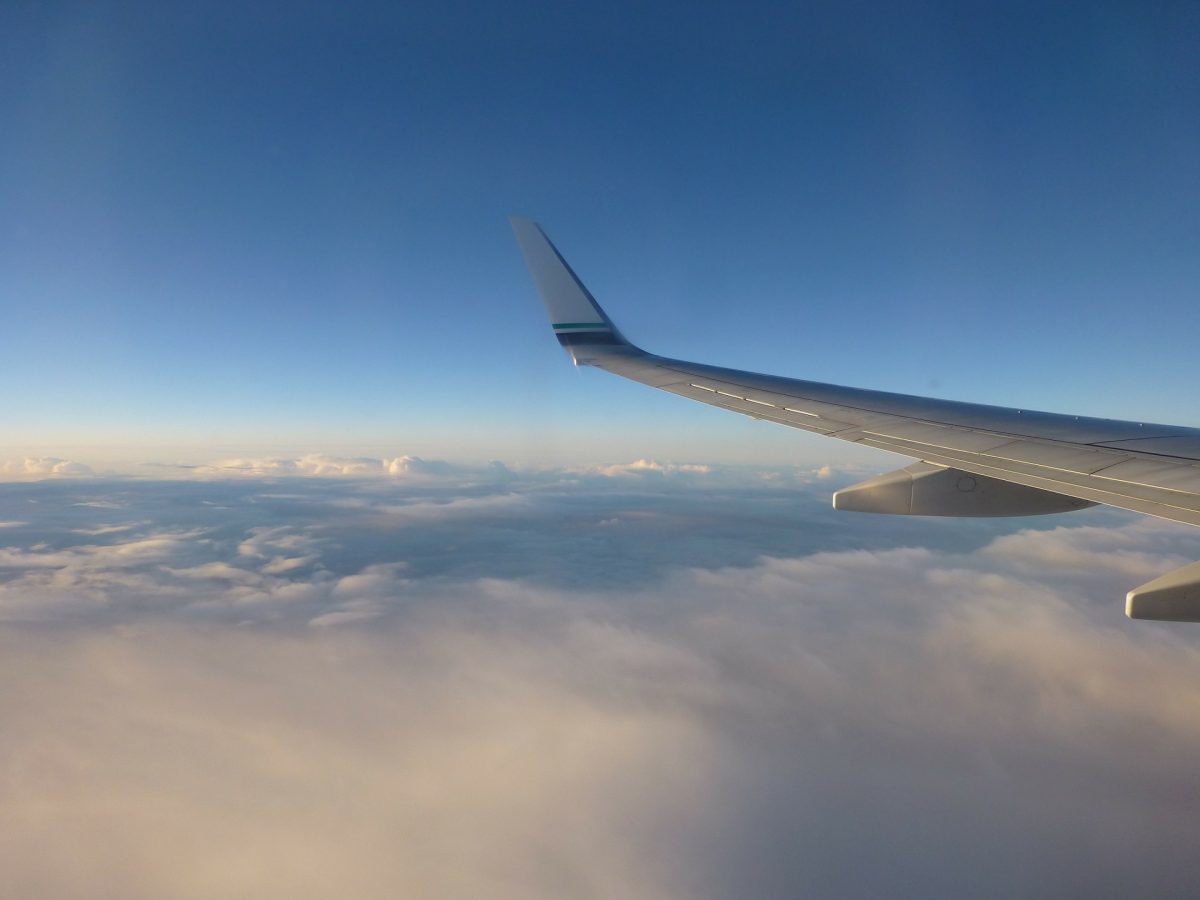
[0,476,1197,898]
[1,452,859,489]
[209,453,460,478]
[0,457,94,478]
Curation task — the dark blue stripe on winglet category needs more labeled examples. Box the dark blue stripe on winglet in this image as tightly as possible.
[557,332,624,347]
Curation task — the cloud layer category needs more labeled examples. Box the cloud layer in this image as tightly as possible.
[0,471,1198,898]
[0,457,94,478]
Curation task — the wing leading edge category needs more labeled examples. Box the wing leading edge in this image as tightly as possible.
[510,217,1200,620]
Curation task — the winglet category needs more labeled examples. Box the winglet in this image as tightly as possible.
[509,217,632,363]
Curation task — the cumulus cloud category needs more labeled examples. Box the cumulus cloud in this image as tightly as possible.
[0,450,858,498]
[583,458,713,478]
[206,453,458,478]
[0,457,93,478]
[203,454,740,486]
[0,474,1198,897]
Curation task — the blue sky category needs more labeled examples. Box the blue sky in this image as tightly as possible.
[2,1,1198,465]
[5,8,1200,894]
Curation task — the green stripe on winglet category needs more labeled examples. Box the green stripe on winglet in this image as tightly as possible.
[552,322,608,330]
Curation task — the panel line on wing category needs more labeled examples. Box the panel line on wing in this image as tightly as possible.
[854,439,1200,526]
[630,355,1200,508]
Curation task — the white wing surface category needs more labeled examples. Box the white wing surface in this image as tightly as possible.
[511,218,1200,620]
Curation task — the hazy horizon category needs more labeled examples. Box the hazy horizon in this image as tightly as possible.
[4,1,1199,897]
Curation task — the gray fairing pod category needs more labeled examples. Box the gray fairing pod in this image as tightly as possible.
[832,462,1097,517]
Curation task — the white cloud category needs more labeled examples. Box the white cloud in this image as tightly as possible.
[0,624,710,899]
[205,453,458,478]
[259,555,316,575]
[71,522,139,536]
[584,458,713,478]
[0,450,853,494]
[237,525,321,560]
[981,519,1194,579]
[0,457,93,479]
[1,475,1198,896]
[376,492,530,523]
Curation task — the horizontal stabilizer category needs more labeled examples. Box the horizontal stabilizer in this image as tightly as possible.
[833,462,1096,517]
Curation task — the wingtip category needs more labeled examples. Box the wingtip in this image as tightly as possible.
[509,218,636,361]
[508,216,548,245]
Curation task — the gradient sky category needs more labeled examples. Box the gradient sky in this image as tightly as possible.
[4,7,1200,896]
[2,1,1197,465]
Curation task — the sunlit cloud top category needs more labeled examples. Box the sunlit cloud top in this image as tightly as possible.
[0,467,1198,896]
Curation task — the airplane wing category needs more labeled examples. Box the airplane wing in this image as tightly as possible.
[511,217,1200,621]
